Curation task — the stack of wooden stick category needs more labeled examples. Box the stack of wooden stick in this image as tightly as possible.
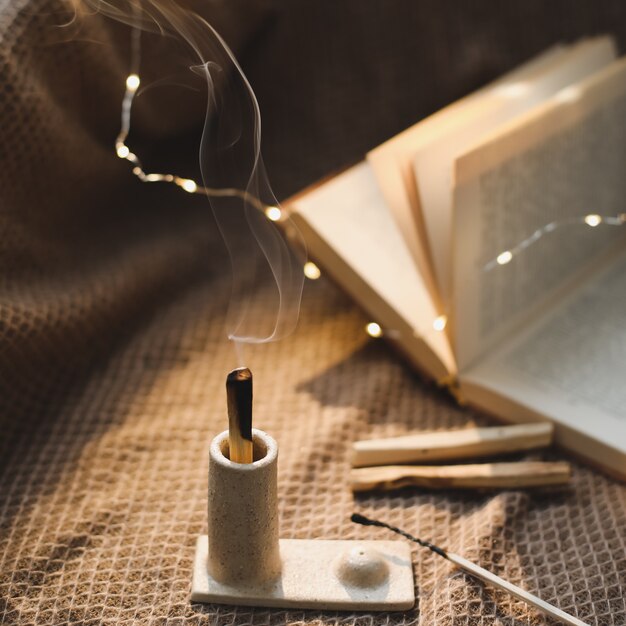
[350,423,571,492]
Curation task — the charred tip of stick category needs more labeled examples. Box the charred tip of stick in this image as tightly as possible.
[227,367,252,384]
[350,513,381,527]
[350,512,448,558]
[227,367,253,441]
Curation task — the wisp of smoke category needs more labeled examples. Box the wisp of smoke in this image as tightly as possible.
[73,0,306,349]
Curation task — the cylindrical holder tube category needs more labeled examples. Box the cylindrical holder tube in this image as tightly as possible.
[207,428,281,585]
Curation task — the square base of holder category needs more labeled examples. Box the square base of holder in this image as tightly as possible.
[191,536,414,611]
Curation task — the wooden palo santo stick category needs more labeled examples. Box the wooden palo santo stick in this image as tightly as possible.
[351,513,590,626]
[350,461,571,492]
[352,423,553,467]
[226,367,253,463]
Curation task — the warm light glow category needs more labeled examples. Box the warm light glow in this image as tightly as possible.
[116,144,130,159]
[303,261,321,280]
[265,206,282,221]
[493,82,530,98]
[181,179,198,193]
[126,74,140,91]
[496,250,513,265]
[555,85,581,104]
[432,315,447,332]
[365,322,383,338]
[584,214,602,227]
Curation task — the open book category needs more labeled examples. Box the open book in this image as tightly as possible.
[287,36,626,481]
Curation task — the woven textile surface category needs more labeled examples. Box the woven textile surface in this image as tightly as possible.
[1,1,625,625]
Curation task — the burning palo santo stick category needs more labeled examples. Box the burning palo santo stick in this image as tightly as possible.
[351,513,590,626]
[227,367,253,463]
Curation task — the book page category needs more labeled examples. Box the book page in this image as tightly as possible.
[452,56,626,371]
[288,162,455,380]
[413,36,616,309]
[366,42,574,309]
[460,250,626,477]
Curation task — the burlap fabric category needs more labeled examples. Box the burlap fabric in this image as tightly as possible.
[1,1,625,624]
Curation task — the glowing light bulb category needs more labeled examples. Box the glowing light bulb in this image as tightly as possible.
[116,144,130,159]
[555,85,581,104]
[496,250,513,265]
[180,179,198,193]
[432,315,447,332]
[494,82,530,98]
[366,322,382,338]
[584,214,602,227]
[265,206,282,221]
[303,261,321,280]
[126,74,140,91]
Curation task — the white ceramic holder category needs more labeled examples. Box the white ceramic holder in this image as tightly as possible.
[191,428,415,610]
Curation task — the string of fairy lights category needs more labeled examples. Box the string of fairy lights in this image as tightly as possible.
[114,27,625,340]
[115,65,322,282]
[483,212,626,272]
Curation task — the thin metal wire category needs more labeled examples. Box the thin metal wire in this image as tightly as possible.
[482,213,626,271]
[113,23,273,216]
